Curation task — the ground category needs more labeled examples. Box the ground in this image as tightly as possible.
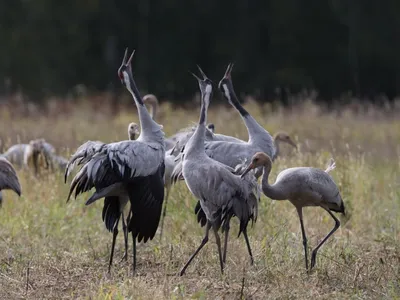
[0,97,399,299]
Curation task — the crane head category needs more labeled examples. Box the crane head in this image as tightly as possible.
[118,48,135,91]
[190,65,213,101]
[190,65,212,89]
[274,132,297,149]
[218,63,235,99]
[128,122,140,140]
[241,152,272,178]
[206,123,215,133]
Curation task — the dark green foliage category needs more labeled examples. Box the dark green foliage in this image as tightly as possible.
[0,0,399,102]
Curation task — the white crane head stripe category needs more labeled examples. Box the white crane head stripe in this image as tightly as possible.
[205,84,212,94]
[222,84,230,101]
[123,72,132,94]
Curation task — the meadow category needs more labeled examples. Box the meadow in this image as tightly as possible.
[0,95,399,299]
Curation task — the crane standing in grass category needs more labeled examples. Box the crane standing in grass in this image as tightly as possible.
[0,157,22,207]
[65,49,165,273]
[179,66,259,276]
[241,152,345,270]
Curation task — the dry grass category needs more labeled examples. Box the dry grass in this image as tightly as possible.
[0,97,399,299]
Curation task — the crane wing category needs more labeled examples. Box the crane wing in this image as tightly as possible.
[204,141,259,169]
[66,140,166,242]
[66,140,164,200]
[302,168,343,211]
[0,157,21,196]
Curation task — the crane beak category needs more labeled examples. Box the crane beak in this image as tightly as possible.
[288,138,297,149]
[223,63,234,79]
[189,71,202,82]
[240,163,254,178]
[196,65,209,80]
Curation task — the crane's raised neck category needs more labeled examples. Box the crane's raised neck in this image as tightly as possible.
[220,77,273,149]
[123,71,164,145]
[184,83,212,158]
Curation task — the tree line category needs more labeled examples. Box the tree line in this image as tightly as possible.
[0,0,399,103]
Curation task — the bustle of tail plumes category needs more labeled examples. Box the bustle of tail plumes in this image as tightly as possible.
[324,158,336,173]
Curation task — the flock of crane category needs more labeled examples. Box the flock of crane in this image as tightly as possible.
[0,48,345,276]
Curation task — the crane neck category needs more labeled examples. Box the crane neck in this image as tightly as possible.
[261,164,287,200]
[222,83,271,145]
[184,86,211,158]
[143,94,159,121]
[272,137,280,161]
[126,78,164,146]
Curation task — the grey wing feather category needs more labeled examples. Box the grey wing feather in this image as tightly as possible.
[66,140,164,200]
[65,140,106,180]
[212,133,245,144]
[170,159,184,184]
[303,168,342,209]
[204,141,260,169]
[184,161,259,234]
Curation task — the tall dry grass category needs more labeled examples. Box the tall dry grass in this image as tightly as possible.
[0,95,399,299]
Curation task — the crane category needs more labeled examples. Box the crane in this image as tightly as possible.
[65,48,165,273]
[179,66,260,276]
[241,152,345,270]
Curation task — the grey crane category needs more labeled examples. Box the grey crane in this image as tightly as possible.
[0,138,70,174]
[171,63,277,184]
[65,48,165,273]
[0,157,22,207]
[179,66,260,276]
[241,152,345,270]
[1,139,53,174]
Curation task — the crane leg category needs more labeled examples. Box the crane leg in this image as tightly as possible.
[119,211,129,263]
[310,208,340,270]
[108,217,120,273]
[180,222,211,276]
[296,207,309,270]
[222,222,230,264]
[213,226,224,274]
[243,228,254,265]
[131,231,137,274]
[159,185,170,242]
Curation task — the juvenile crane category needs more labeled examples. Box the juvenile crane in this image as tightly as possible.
[0,157,22,207]
[65,49,165,273]
[241,152,345,270]
[179,66,259,276]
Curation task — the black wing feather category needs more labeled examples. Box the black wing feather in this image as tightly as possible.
[127,162,165,243]
[194,201,207,227]
[102,196,121,232]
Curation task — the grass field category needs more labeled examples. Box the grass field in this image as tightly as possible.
[0,97,399,299]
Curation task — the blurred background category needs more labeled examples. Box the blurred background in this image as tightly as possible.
[0,0,399,104]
